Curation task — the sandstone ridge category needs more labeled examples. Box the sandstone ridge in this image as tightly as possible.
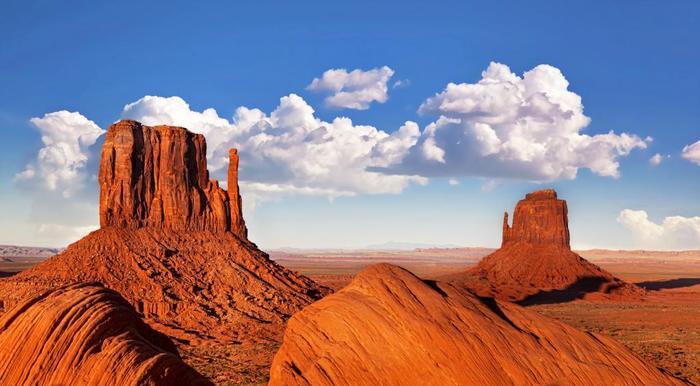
[269,263,685,386]
[0,283,210,386]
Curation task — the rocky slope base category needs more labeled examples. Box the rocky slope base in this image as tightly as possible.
[0,283,210,386]
[0,227,325,342]
[270,264,685,386]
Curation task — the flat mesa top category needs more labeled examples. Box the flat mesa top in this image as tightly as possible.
[525,189,558,200]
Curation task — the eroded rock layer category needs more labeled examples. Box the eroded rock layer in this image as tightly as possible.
[0,283,210,386]
[447,189,641,302]
[269,264,685,386]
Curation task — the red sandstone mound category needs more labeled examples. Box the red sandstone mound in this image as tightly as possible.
[270,263,685,386]
[445,189,642,302]
[0,120,328,382]
[0,283,210,386]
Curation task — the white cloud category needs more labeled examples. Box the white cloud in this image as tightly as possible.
[307,66,395,110]
[448,178,459,186]
[122,94,426,201]
[649,153,667,166]
[480,179,499,192]
[378,62,648,181]
[617,209,700,250]
[682,140,700,165]
[392,79,410,89]
[15,111,104,197]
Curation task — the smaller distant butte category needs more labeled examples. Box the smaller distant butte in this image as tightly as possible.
[443,189,643,303]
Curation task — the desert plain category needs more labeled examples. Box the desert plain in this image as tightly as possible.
[2,245,699,384]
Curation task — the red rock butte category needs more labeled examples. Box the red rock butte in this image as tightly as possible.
[100,120,247,237]
[445,189,642,302]
[0,119,328,383]
[269,264,683,386]
[0,283,210,386]
[501,189,569,247]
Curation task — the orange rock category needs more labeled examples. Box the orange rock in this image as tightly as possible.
[99,120,247,238]
[447,189,642,302]
[269,264,685,386]
[0,283,210,386]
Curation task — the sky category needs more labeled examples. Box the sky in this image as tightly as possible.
[1,1,699,250]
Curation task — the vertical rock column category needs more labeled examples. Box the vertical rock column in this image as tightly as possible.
[228,149,248,239]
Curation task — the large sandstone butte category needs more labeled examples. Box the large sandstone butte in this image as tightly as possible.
[446,189,641,302]
[0,283,210,386]
[100,120,247,237]
[0,120,328,384]
[270,264,685,386]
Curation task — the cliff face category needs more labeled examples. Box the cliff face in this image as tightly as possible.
[446,189,641,302]
[269,264,682,386]
[99,120,246,238]
[502,189,569,248]
[0,283,210,386]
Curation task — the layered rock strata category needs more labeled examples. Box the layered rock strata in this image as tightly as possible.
[0,283,210,386]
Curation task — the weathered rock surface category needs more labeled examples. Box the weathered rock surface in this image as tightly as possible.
[446,189,642,302]
[0,120,328,384]
[270,264,685,386]
[0,283,210,386]
[100,120,246,237]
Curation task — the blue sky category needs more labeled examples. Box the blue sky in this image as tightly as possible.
[1,1,699,249]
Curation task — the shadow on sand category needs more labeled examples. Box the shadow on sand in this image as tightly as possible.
[0,271,18,278]
[636,278,700,291]
[516,276,624,306]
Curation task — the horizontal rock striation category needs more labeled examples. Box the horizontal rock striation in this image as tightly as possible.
[0,283,210,386]
[269,264,685,386]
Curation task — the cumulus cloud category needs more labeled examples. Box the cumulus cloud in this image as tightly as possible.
[122,94,426,201]
[15,111,104,197]
[682,140,700,165]
[307,66,395,110]
[617,209,700,250]
[649,153,667,166]
[377,62,648,181]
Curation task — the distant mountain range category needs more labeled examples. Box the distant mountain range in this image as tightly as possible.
[0,245,60,260]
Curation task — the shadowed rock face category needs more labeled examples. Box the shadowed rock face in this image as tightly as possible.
[0,283,210,386]
[447,189,641,302]
[100,120,246,238]
[269,264,685,386]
